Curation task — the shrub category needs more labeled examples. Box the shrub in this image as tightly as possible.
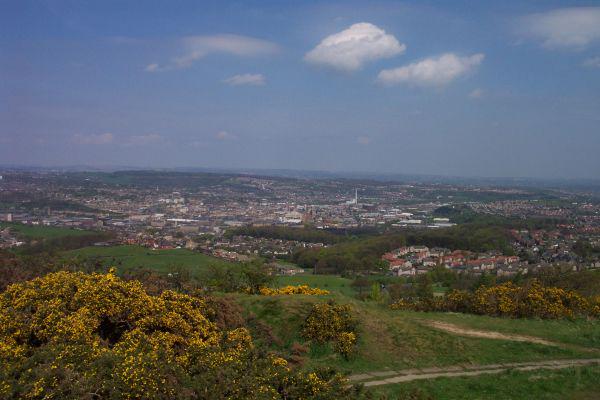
[390,280,594,319]
[335,332,357,359]
[258,285,330,296]
[0,270,367,399]
[302,301,357,343]
[302,300,358,358]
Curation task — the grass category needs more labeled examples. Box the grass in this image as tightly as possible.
[233,293,593,375]
[275,274,356,296]
[405,311,600,350]
[371,365,600,399]
[64,245,234,275]
[0,222,96,239]
[232,273,600,398]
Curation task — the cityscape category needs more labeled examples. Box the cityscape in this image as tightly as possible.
[2,170,599,276]
[2,1,600,399]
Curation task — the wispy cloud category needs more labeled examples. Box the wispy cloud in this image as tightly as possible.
[144,63,160,72]
[469,88,484,99]
[517,7,600,49]
[223,73,266,86]
[305,22,405,72]
[146,34,278,72]
[356,136,371,145]
[215,131,237,140]
[583,56,600,68]
[72,133,114,145]
[377,53,484,87]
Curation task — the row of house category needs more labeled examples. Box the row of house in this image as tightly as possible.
[382,246,520,276]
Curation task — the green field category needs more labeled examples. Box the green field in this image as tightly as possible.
[372,365,600,399]
[236,294,596,373]
[404,311,600,350]
[231,271,600,398]
[1,222,97,239]
[65,245,234,275]
[275,273,356,296]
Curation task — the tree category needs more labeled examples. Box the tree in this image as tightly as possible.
[416,273,434,300]
[240,261,274,294]
[573,239,594,260]
[350,277,370,298]
[369,283,383,302]
[474,271,496,290]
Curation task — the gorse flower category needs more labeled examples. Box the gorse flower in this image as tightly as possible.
[390,280,594,319]
[302,300,358,358]
[258,285,330,296]
[0,271,365,399]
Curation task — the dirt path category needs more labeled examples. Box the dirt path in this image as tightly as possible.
[422,320,598,354]
[348,358,600,387]
[424,320,560,346]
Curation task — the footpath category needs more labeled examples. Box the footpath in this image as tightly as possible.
[349,358,600,387]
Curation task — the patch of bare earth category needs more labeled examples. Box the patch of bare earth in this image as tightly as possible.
[424,320,559,347]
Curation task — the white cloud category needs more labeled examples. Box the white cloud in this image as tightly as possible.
[377,53,484,87]
[215,131,236,140]
[583,56,600,68]
[223,73,266,86]
[469,88,484,99]
[518,7,600,49]
[144,63,159,72]
[356,136,371,145]
[72,133,114,145]
[147,34,278,72]
[304,22,406,71]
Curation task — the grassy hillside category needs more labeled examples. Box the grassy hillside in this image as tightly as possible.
[234,293,596,374]
[65,245,234,275]
[276,274,355,296]
[404,311,600,350]
[0,222,96,239]
[229,271,600,398]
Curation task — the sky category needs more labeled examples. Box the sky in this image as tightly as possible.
[1,0,600,179]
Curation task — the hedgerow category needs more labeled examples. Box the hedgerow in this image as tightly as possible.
[390,280,597,319]
[258,285,330,296]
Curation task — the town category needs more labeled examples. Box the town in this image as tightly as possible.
[1,170,599,278]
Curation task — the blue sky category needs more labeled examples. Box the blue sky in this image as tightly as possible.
[1,1,599,179]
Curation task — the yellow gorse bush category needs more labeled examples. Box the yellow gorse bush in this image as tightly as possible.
[258,285,330,296]
[390,280,594,319]
[0,270,363,400]
[334,332,357,359]
[302,301,358,359]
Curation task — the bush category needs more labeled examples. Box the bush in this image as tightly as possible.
[302,300,358,358]
[335,332,357,359]
[390,280,594,319]
[0,270,368,399]
[258,285,330,296]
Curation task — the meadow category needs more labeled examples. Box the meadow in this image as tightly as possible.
[371,365,600,399]
[65,245,234,274]
[234,269,600,398]
[0,222,96,239]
